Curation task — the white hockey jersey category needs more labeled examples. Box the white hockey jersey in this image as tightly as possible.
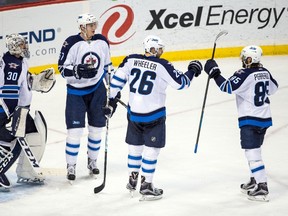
[214,67,278,128]
[58,33,113,95]
[110,54,192,123]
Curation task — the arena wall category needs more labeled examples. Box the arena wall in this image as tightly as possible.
[0,0,287,73]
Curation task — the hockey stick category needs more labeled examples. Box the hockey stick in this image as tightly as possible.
[94,66,112,194]
[194,30,228,154]
[0,98,43,176]
[115,97,128,109]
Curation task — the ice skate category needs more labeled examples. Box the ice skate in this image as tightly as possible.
[139,176,163,201]
[87,158,99,177]
[126,172,139,197]
[247,182,269,202]
[240,177,256,194]
[67,164,76,184]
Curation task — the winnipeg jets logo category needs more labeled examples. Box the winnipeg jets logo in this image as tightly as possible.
[8,63,19,69]
[85,56,96,65]
[82,52,100,70]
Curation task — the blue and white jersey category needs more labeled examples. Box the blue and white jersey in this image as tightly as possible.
[58,33,113,96]
[110,54,192,123]
[214,67,278,128]
[0,52,32,114]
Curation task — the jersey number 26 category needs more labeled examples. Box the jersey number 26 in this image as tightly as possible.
[130,69,156,95]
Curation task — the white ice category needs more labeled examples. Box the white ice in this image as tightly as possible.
[1,56,288,216]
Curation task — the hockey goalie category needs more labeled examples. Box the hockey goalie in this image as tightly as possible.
[0,33,56,189]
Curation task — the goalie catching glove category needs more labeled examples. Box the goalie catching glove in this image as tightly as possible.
[103,92,121,118]
[28,68,56,93]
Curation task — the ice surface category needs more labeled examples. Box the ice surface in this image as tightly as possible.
[1,56,288,216]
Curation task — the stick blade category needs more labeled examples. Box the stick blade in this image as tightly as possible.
[215,30,228,42]
[94,183,105,194]
[194,143,198,154]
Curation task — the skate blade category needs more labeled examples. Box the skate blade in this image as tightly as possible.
[128,189,136,198]
[139,194,162,201]
[0,183,11,190]
[247,194,269,202]
[68,180,75,185]
[0,186,10,192]
[89,172,98,179]
[241,188,253,194]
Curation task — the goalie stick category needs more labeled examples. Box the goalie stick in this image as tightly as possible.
[194,30,228,154]
[0,98,43,177]
[94,66,112,194]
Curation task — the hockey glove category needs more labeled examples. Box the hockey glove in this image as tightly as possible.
[188,60,202,77]
[204,59,221,79]
[30,68,56,93]
[103,92,121,118]
[73,64,97,79]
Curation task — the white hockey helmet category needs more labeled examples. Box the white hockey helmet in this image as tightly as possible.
[143,35,165,56]
[77,13,97,30]
[5,33,30,58]
[240,45,262,66]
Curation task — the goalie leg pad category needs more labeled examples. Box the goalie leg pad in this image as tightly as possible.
[16,111,47,182]
[0,140,22,175]
[11,106,29,138]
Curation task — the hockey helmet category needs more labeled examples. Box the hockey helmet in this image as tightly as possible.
[143,35,165,56]
[77,13,97,30]
[240,45,262,66]
[6,33,30,58]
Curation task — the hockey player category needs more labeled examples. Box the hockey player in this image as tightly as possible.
[203,45,278,202]
[0,33,56,189]
[106,35,202,200]
[58,13,114,182]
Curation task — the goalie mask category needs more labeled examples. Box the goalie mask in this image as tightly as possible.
[143,35,165,57]
[6,33,30,59]
[240,45,262,68]
[77,13,98,30]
